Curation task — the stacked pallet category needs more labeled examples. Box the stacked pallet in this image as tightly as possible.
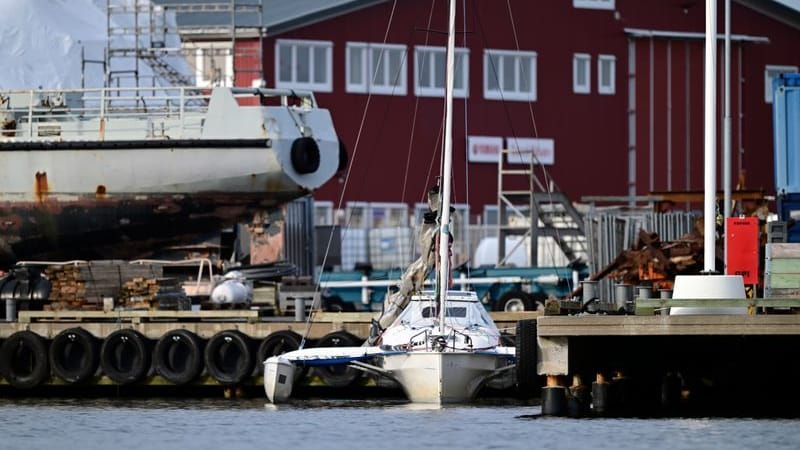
[44,261,164,311]
[119,277,190,311]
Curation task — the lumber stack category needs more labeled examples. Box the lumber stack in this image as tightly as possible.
[119,277,190,311]
[43,261,164,311]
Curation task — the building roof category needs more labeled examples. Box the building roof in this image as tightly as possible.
[151,0,388,38]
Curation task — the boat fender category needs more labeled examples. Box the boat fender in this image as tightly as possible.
[153,329,205,385]
[337,138,349,172]
[99,328,152,384]
[49,327,99,384]
[204,330,254,385]
[256,330,303,376]
[290,137,321,174]
[515,319,539,399]
[312,331,362,388]
[0,330,50,389]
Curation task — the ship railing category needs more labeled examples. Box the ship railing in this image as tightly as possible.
[1,86,320,142]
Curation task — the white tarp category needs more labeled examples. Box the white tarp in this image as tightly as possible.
[0,0,191,90]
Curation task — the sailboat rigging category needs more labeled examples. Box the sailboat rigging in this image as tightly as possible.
[263,0,517,403]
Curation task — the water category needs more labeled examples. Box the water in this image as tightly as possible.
[1,397,798,450]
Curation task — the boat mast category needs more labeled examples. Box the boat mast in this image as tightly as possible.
[438,0,457,335]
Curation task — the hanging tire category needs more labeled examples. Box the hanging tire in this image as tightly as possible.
[204,330,254,385]
[312,331,361,388]
[100,329,151,385]
[0,331,49,389]
[516,319,539,398]
[495,290,534,312]
[255,330,303,375]
[49,327,99,384]
[290,137,321,174]
[153,329,204,385]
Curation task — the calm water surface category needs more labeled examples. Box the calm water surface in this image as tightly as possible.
[1,397,798,450]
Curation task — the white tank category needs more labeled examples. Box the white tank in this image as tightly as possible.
[210,271,253,304]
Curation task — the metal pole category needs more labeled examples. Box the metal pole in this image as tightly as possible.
[723,0,732,270]
[438,0,456,334]
[704,0,718,274]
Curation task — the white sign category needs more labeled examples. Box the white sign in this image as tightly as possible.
[505,137,555,165]
[467,136,503,163]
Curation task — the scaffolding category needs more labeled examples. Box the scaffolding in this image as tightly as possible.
[103,0,264,89]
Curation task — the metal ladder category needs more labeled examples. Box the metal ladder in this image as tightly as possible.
[496,148,587,266]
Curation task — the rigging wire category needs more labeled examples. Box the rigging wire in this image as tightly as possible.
[301,0,400,348]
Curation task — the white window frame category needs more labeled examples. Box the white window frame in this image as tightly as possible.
[414,45,469,98]
[765,65,798,103]
[598,54,616,95]
[275,39,333,92]
[483,49,537,102]
[347,42,408,95]
[573,53,591,94]
[346,42,368,93]
[573,0,615,10]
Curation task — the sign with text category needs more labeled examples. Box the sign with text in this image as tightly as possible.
[505,137,555,165]
[467,136,502,163]
[726,216,759,285]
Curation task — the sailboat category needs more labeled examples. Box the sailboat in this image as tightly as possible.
[263,0,516,403]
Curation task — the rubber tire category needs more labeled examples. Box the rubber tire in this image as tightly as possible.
[337,138,349,172]
[49,327,99,384]
[255,330,303,375]
[204,330,254,385]
[290,137,321,174]
[515,319,539,399]
[0,330,49,389]
[312,331,362,388]
[495,290,534,312]
[153,329,204,385]
[100,329,151,385]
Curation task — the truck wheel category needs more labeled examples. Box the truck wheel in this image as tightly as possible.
[495,291,533,312]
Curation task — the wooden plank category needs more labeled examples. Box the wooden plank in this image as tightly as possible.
[766,243,800,259]
[18,310,261,321]
[765,258,800,274]
[537,315,800,336]
[765,273,800,289]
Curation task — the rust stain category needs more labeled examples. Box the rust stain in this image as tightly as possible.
[95,184,107,199]
[34,171,49,202]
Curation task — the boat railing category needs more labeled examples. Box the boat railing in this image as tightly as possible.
[0,86,318,142]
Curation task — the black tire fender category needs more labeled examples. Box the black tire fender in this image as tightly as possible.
[49,327,99,384]
[290,137,321,174]
[0,330,50,389]
[312,331,362,388]
[153,329,204,385]
[255,330,303,376]
[204,330,254,385]
[337,138,349,172]
[100,328,151,385]
[515,319,539,399]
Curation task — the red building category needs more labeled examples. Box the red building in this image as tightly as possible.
[200,0,800,218]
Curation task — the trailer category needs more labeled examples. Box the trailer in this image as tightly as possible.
[318,265,586,312]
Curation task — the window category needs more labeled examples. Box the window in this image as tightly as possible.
[275,39,333,92]
[414,45,469,98]
[574,0,615,10]
[573,53,591,94]
[484,49,537,101]
[346,42,407,95]
[765,65,798,103]
[598,54,616,95]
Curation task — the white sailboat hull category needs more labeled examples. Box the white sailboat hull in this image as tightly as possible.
[382,352,502,403]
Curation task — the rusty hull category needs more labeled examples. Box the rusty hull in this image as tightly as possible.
[0,191,299,268]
